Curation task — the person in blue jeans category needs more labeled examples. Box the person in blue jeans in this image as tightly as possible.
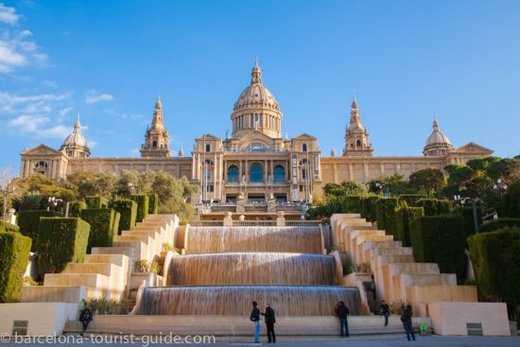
[334,301,350,337]
[250,301,261,343]
[400,304,416,341]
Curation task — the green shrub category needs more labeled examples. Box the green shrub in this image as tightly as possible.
[479,218,520,233]
[395,206,424,246]
[361,195,380,222]
[498,181,520,218]
[468,227,520,315]
[108,199,137,234]
[80,209,119,252]
[17,210,60,251]
[453,205,483,238]
[85,196,109,209]
[148,193,159,214]
[69,201,87,217]
[376,198,399,234]
[437,199,451,214]
[410,215,466,275]
[398,194,427,206]
[130,195,149,223]
[14,195,47,211]
[344,196,362,213]
[416,198,451,216]
[37,217,90,276]
[0,232,32,302]
[0,221,19,233]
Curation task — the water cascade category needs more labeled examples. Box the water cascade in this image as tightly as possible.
[167,253,336,285]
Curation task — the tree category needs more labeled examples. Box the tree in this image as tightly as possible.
[368,174,412,196]
[408,168,446,196]
[322,181,365,198]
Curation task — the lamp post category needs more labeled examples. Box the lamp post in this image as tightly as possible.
[1,179,15,222]
[454,195,479,233]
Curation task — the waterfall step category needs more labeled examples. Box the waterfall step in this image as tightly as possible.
[72,315,431,337]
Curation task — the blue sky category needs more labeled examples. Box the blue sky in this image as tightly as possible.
[1,0,519,173]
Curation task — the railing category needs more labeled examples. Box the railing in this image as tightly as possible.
[188,220,322,227]
[188,220,224,227]
[232,220,276,226]
[285,220,322,226]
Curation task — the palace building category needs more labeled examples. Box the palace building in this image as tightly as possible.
[19,63,492,206]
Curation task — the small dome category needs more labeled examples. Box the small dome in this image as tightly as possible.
[425,119,451,147]
[62,116,87,147]
[233,63,280,112]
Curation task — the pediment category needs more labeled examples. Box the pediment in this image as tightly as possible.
[237,130,276,148]
[452,142,493,154]
[293,133,317,140]
[21,144,62,156]
[195,133,221,141]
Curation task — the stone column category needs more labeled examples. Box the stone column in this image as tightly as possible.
[276,211,286,227]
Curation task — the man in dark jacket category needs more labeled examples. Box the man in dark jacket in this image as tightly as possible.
[261,303,276,343]
[250,301,261,343]
[400,304,416,341]
[380,300,390,326]
[334,301,350,337]
[79,307,93,334]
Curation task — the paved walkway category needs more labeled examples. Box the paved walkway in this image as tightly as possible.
[1,335,519,347]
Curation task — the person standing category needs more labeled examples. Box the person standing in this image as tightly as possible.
[380,300,390,326]
[261,303,276,343]
[250,301,261,343]
[334,301,350,337]
[400,304,416,341]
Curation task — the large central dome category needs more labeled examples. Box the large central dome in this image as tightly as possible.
[231,62,283,139]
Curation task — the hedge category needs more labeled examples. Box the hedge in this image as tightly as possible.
[344,196,362,214]
[416,198,451,216]
[0,221,19,233]
[453,205,483,239]
[15,195,47,211]
[17,210,61,251]
[0,232,32,302]
[479,218,520,233]
[361,195,380,222]
[85,196,109,209]
[376,198,399,234]
[148,193,159,214]
[80,209,120,252]
[69,201,87,217]
[468,227,520,314]
[37,217,90,276]
[410,215,466,275]
[130,195,149,223]
[398,194,427,207]
[394,206,424,247]
[109,199,137,234]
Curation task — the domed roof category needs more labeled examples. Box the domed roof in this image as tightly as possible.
[425,119,452,147]
[233,62,280,112]
[62,115,87,148]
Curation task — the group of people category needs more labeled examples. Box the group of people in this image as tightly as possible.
[250,301,276,344]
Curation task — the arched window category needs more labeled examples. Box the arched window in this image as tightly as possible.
[227,165,239,183]
[249,163,264,183]
[205,144,211,152]
[300,159,308,179]
[34,161,48,175]
[356,140,361,147]
[302,143,308,152]
[273,165,285,183]
[153,140,157,148]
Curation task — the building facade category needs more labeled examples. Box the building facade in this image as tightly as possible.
[20,63,492,204]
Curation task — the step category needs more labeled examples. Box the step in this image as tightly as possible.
[44,273,110,288]
[85,253,128,267]
[394,273,458,302]
[63,263,118,276]
[21,285,88,303]
[406,285,478,306]
[91,246,135,260]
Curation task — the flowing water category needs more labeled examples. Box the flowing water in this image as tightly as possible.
[185,226,323,254]
[167,252,336,285]
[134,285,360,316]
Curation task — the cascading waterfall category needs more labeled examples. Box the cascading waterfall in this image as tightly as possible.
[134,286,360,316]
[167,252,336,285]
[185,226,323,254]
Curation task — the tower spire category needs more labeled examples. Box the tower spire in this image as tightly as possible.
[251,60,262,84]
[140,98,171,158]
[343,97,373,157]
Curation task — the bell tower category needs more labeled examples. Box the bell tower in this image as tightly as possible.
[343,98,373,157]
[140,98,171,158]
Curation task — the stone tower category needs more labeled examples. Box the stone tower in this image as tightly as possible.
[140,98,171,158]
[343,98,373,156]
[423,118,453,156]
[60,115,90,158]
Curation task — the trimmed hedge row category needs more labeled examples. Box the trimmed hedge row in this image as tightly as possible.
[416,198,451,216]
[17,210,61,251]
[130,195,149,223]
[0,221,19,233]
[410,215,466,275]
[80,209,120,252]
[394,206,424,247]
[148,193,159,214]
[361,195,380,222]
[0,232,32,302]
[109,199,137,234]
[376,198,399,234]
[69,201,87,217]
[37,217,90,276]
[453,205,483,239]
[85,196,108,209]
[479,218,520,233]
[468,227,520,314]
[344,196,362,214]
[398,194,427,207]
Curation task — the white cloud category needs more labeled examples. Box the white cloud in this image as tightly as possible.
[0,3,19,25]
[0,91,71,114]
[7,114,48,132]
[42,80,58,89]
[85,90,114,104]
[38,124,70,138]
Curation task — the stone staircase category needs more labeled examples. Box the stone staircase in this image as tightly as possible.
[331,213,478,316]
[21,214,178,304]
